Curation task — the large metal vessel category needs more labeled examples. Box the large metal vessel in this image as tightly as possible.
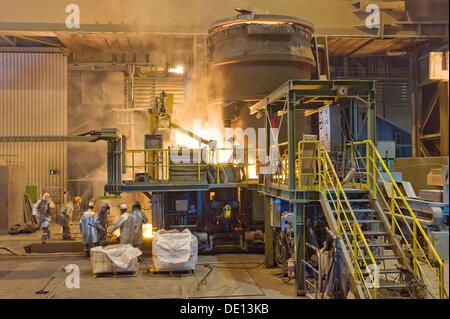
[207,12,316,127]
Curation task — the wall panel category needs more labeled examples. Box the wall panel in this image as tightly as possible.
[0,52,68,202]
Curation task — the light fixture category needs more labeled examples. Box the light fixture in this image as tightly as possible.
[168,65,184,74]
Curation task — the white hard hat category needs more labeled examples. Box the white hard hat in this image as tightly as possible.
[42,193,51,200]
[88,201,95,208]
[119,203,127,210]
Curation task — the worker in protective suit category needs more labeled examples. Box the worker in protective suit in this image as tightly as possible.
[130,201,148,251]
[108,204,136,245]
[32,193,56,243]
[57,195,81,240]
[79,201,98,257]
[93,202,110,247]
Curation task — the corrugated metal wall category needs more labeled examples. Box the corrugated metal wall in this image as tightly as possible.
[0,52,68,203]
[132,76,185,111]
[375,80,411,131]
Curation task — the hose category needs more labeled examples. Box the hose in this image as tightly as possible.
[0,246,20,255]
[196,264,214,289]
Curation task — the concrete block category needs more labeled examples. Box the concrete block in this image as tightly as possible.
[395,157,449,192]
[0,165,26,234]
[427,173,444,186]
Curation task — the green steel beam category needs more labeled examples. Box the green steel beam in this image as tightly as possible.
[288,92,296,190]
[264,195,275,268]
[295,201,306,296]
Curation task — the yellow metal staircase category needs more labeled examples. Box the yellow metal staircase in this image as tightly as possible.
[298,140,446,299]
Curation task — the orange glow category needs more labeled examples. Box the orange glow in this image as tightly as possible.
[143,223,154,239]
[112,223,154,239]
[248,160,257,179]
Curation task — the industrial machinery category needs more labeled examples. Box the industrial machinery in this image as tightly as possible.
[248,79,447,299]
[103,90,266,252]
[1,7,446,299]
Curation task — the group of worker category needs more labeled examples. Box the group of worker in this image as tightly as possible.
[32,192,148,257]
[80,201,148,257]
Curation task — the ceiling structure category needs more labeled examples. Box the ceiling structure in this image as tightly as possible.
[0,0,448,60]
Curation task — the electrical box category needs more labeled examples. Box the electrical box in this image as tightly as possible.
[269,198,281,227]
[428,231,449,262]
[377,140,396,171]
[145,134,163,150]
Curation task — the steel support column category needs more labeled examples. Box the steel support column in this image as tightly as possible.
[264,195,275,268]
[439,81,449,156]
[288,92,296,190]
[295,201,305,296]
[367,91,376,143]
[410,53,419,157]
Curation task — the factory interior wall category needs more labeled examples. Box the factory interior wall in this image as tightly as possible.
[395,156,449,192]
[375,80,412,132]
[0,165,26,233]
[68,70,123,185]
[0,52,68,204]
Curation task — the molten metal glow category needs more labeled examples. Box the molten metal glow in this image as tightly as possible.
[143,223,154,239]
[248,160,257,179]
[112,224,154,239]
[112,228,120,239]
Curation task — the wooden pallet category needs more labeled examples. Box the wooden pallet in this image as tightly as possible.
[93,271,137,278]
[147,264,194,277]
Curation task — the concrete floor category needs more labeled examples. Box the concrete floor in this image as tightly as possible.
[1,225,448,299]
[0,226,298,299]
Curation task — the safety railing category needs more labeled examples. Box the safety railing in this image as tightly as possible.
[298,140,380,299]
[124,147,259,184]
[302,259,321,299]
[347,140,446,299]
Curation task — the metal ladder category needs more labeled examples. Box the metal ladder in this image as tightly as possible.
[298,139,446,299]
[321,189,419,299]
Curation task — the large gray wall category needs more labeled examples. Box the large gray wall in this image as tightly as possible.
[0,52,68,203]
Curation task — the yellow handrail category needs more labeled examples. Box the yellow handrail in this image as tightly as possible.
[298,140,380,299]
[348,140,446,299]
[123,148,261,184]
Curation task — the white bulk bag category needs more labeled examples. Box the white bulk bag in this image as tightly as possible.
[152,229,198,271]
[91,244,141,274]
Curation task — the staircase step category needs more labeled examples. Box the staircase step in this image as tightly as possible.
[344,219,381,224]
[357,255,399,261]
[328,198,371,203]
[333,209,375,213]
[362,268,402,276]
[378,282,410,289]
[346,231,387,236]
[379,268,403,275]
[367,243,392,248]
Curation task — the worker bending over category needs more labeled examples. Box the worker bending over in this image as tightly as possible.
[33,192,56,243]
[94,202,110,246]
[108,203,136,245]
[57,194,81,240]
[79,201,98,257]
[130,201,148,251]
